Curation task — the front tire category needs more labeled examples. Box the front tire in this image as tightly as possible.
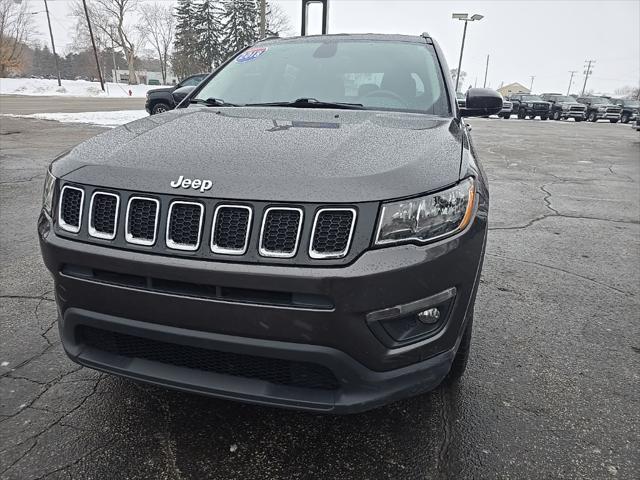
[444,314,474,383]
[553,110,562,120]
[503,114,511,119]
[151,102,170,115]
[518,108,526,119]
[588,111,598,122]
[621,114,629,123]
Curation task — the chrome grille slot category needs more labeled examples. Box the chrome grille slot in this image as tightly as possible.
[125,197,159,246]
[259,207,303,258]
[309,208,356,259]
[88,192,119,240]
[166,201,204,251]
[211,205,252,255]
[58,186,84,233]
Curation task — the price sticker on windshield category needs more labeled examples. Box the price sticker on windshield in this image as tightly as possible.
[236,47,268,63]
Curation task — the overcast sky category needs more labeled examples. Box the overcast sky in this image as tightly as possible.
[31,0,639,95]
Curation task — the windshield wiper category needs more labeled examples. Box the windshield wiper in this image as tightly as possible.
[246,98,365,110]
[190,97,239,107]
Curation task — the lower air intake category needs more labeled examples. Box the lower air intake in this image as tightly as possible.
[77,326,340,390]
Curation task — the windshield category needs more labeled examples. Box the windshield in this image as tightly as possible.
[588,98,612,104]
[623,100,639,108]
[193,39,450,115]
[550,95,575,102]
[521,95,544,101]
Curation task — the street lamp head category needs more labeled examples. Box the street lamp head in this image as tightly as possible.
[452,13,468,20]
[470,14,484,21]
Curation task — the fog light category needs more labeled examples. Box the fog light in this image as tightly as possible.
[417,308,440,324]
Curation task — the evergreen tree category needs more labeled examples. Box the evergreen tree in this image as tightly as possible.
[195,1,224,70]
[172,0,201,78]
[220,0,259,59]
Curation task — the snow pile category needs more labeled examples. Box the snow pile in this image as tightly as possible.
[0,78,163,98]
[3,110,148,127]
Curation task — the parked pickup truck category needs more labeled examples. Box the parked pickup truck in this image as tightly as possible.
[540,93,586,121]
[498,98,513,119]
[576,96,622,123]
[611,98,639,124]
[508,94,551,120]
[145,73,208,115]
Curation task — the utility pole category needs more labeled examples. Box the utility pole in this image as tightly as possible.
[529,75,535,92]
[42,0,61,86]
[567,70,577,96]
[259,0,266,39]
[483,54,489,88]
[110,26,118,83]
[82,0,105,91]
[582,60,595,96]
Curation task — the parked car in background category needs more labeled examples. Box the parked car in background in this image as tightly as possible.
[498,97,512,119]
[145,73,208,115]
[456,92,466,109]
[508,94,551,120]
[576,96,622,123]
[611,98,639,124]
[540,93,586,121]
[635,116,640,131]
[147,79,161,86]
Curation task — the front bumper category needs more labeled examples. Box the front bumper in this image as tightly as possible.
[563,110,586,119]
[595,112,621,120]
[39,201,487,413]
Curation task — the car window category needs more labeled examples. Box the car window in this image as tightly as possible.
[193,39,450,115]
[181,75,205,87]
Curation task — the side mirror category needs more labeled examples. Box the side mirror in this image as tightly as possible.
[173,85,196,104]
[459,88,503,117]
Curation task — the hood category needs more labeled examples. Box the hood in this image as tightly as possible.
[52,107,463,203]
[146,86,174,95]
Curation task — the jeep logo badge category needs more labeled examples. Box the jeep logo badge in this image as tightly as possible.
[170,175,212,193]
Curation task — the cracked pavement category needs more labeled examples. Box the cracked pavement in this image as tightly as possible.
[1,114,639,479]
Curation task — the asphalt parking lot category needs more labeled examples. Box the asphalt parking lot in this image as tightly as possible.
[1,112,638,479]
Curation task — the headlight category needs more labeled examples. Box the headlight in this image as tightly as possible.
[374,178,475,246]
[526,102,532,107]
[562,104,570,110]
[598,106,607,112]
[42,169,56,215]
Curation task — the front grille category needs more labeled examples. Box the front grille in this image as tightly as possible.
[310,208,356,259]
[606,107,622,113]
[77,326,340,390]
[59,186,84,233]
[570,106,585,112]
[534,103,548,109]
[56,183,363,263]
[126,197,159,246]
[259,207,303,258]
[211,205,252,255]
[89,192,119,239]
[166,201,203,251]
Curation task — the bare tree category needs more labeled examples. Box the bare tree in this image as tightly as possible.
[72,0,144,84]
[266,3,293,37]
[137,2,174,84]
[0,0,35,76]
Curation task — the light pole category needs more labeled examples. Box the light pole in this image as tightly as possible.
[452,13,483,93]
[582,60,595,96]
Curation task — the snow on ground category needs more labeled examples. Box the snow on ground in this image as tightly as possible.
[0,78,163,97]
[2,110,148,127]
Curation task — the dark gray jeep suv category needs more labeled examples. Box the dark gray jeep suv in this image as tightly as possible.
[38,34,500,413]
